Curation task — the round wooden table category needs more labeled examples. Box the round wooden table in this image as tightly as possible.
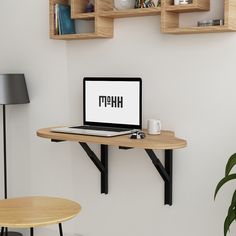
[0,196,81,236]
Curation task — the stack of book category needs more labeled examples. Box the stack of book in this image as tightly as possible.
[198,19,224,27]
[54,4,76,35]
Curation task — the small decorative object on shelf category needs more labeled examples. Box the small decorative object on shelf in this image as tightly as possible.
[156,0,161,7]
[179,0,192,4]
[174,0,180,5]
[175,0,192,5]
[114,0,135,9]
[135,0,155,8]
[85,0,95,12]
[198,19,224,27]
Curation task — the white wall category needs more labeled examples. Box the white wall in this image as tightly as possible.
[0,0,236,236]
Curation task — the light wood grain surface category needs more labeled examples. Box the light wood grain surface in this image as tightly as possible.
[0,196,81,228]
[165,3,209,13]
[37,127,187,150]
[163,25,234,34]
[100,7,161,18]
[50,33,112,40]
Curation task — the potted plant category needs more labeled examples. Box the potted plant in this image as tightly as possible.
[215,153,236,236]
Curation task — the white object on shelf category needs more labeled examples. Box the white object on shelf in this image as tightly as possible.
[179,0,190,4]
[114,0,135,9]
[174,0,180,5]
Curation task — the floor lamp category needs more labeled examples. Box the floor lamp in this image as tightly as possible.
[0,74,30,236]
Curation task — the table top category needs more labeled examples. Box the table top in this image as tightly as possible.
[37,127,187,150]
[0,196,81,228]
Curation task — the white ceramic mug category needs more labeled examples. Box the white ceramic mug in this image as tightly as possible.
[147,119,161,135]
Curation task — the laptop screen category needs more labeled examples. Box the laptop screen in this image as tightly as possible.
[84,77,142,129]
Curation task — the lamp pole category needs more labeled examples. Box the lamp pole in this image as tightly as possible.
[3,104,7,199]
[2,104,9,236]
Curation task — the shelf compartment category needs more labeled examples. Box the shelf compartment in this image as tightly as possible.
[50,0,113,40]
[71,0,96,18]
[165,3,210,13]
[50,0,72,38]
[162,0,236,34]
[100,7,161,18]
[163,25,236,34]
[164,0,210,12]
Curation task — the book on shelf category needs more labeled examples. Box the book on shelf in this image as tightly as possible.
[55,4,59,35]
[54,3,76,35]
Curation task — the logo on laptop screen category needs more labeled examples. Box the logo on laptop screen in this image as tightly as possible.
[99,96,123,108]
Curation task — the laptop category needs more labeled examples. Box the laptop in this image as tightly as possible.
[52,77,142,137]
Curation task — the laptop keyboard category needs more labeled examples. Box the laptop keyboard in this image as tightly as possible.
[71,125,131,132]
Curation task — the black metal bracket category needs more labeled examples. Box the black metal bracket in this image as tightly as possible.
[51,139,174,205]
[145,149,173,206]
[119,146,134,150]
[30,228,33,236]
[79,142,108,194]
[51,139,65,143]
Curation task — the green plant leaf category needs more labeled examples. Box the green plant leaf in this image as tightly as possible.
[227,190,236,214]
[224,190,236,236]
[228,190,236,213]
[214,174,236,199]
[225,153,236,176]
[224,204,236,236]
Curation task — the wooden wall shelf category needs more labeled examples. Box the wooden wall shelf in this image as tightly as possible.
[50,0,236,40]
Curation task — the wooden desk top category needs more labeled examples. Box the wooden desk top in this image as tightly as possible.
[0,196,81,228]
[37,127,187,150]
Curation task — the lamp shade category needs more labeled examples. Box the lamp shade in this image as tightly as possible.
[0,74,30,105]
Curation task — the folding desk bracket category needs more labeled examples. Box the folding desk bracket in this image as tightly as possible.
[79,142,108,194]
[51,139,173,205]
[145,149,173,206]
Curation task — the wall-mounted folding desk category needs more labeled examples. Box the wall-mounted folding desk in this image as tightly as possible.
[37,127,187,206]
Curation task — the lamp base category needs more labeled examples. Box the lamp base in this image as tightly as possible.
[3,232,22,236]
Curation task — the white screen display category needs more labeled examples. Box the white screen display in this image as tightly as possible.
[85,80,141,126]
